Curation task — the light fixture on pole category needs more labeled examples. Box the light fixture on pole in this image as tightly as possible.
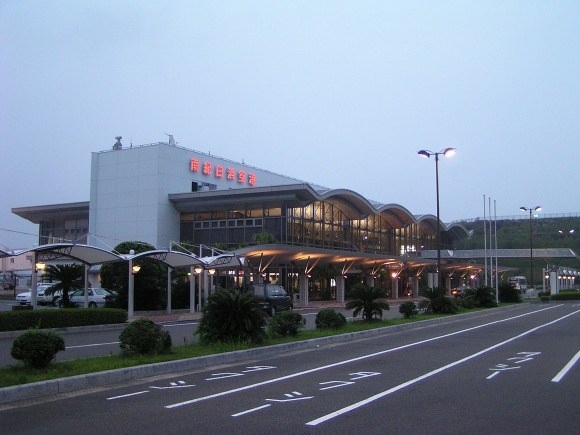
[35,262,46,273]
[520,205,541,288]
[131,264,141,274]
[418,147,456,288]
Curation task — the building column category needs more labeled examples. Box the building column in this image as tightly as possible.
[336,275,345,303]
[391,276,399,300]
[298,273,309,308]
[412,275,420,297]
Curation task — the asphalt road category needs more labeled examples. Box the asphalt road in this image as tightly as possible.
[0,303,578,434]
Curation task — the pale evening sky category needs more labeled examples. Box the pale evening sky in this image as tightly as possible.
[1,1,579,249]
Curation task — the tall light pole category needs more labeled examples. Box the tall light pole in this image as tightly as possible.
[520,205,541,288]
[418,147,456,288]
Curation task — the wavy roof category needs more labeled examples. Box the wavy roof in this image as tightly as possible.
[169,183,471,239]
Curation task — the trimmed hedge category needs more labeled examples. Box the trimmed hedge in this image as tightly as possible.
[551,291,580,301]
[0,308,127,332]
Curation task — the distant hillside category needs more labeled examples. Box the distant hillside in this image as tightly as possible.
[451,216,580,283]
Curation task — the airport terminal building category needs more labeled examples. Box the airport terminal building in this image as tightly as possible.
[13,138,472,304]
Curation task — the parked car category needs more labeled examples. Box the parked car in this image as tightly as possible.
[15,283,58,306]
[67,288,115,308]
[251,283,293,316]
[451,285,473,298]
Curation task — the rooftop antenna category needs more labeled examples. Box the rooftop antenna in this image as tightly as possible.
[165,134,176,146]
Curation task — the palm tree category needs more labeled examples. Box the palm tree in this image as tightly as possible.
[196,288,267,344]
[44,264,84,307]
[418,287,458,314]
[345,284,390,321]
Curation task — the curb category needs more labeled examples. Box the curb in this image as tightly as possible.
[0,306,519,406]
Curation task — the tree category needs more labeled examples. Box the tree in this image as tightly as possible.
[100,241,167,310]
[196,288,267,344]
[44,263,84,307]
[418,287,458,314]
[253,231,276,244]
[345,284,390,321]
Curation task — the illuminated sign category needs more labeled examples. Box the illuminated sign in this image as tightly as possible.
[190,158,257,186]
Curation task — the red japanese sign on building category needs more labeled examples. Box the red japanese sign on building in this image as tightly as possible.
[190,158,257,186]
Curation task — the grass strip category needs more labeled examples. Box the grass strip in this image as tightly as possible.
[0,314,449,388]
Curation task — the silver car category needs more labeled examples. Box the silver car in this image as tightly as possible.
[68,288,114,308]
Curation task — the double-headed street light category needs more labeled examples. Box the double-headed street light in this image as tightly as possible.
[520,205,542,288]
[418,147,456,288]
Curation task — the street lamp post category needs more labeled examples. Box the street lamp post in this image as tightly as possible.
[520,205,541,288]
[418,147,456,289]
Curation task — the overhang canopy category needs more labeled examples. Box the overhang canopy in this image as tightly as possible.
[22,243,124,265]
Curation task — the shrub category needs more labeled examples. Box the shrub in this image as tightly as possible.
[315,308,347,329]
[472,286,498,308]
[0,309,127,332]
[345,284,390,321]
[498,283,522,303]
[196,289,267,344]
[119,319,172,355]
[11,329,65,368]
[551,291,580,301]
[540,295,550,303]
[456,296,478,309]
[268,311,306,337]
[399,301,419,319]
[418,287,458,315]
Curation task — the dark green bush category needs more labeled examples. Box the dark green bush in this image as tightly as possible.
[551,291,580,300]
[472,286,498,308]
[456,296,478,309]
[315,308,347,329]
[268,311,306,337]
[540,295,550,302]
[418,287,458,315]
[196,289,267,344]
[0,309,128,332]
[399,301,419,319]
[11,329,65,368]
[498,283,522,303]
[119,319,172,355]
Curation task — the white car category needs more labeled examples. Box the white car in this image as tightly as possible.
[15,284,57,306]
[68,288,114,308]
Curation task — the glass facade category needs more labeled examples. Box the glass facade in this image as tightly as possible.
[179,199,445,255]
[39,219,89,245]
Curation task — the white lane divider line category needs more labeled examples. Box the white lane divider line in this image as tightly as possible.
[551,349,580,383]
[165,304,564,409]
[306,309,580,426]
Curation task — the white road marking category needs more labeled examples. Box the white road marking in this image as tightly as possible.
[306,309,579,426]
[551,349,580,383]
[165,305,564,409]
[66,342,119,349]
[107,391,149,400]
[232,404,271,417]
[162,322,198,327]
